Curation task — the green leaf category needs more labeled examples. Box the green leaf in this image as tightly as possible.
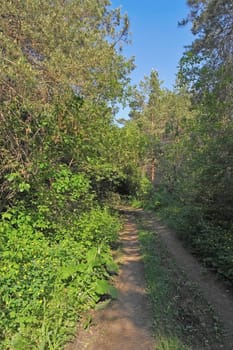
[60,264,79,279]
[95,279,118,299]
[86,247,101,268]
[19,182,31,192]
[95,279,109,295]
[2,212,12,220]
[106,261,119,274]
[108,285,118,299]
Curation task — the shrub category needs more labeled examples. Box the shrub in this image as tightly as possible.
[0,200,120,349]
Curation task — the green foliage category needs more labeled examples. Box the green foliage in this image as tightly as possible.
[0,0,137,348]
[128,66,233,284]
[0,203,120,349]
[148,0,233,285]
[143,191,163,211]
[0,0,134,209]
[94,280,118,300]
[137,176,153,199]
[128,0,233,288]
[129,70,165,181]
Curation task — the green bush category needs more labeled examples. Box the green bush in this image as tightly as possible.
[0,199,120,349]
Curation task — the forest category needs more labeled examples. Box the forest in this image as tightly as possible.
[0,0,232,349]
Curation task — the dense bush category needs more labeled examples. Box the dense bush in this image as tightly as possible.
[0,1,136,349]
[0,200,120,349]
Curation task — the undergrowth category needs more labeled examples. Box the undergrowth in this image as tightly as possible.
[0,167,120,349]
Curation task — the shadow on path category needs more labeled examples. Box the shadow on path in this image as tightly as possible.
[66,210,155,350]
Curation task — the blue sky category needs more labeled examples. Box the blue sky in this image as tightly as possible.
[111,0,193,90]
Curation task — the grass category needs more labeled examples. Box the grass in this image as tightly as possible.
[137,215,224,350]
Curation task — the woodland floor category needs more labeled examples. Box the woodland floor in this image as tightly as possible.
[66,207,233,350]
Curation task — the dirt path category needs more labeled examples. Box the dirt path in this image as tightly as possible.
[66,208,233,350]
[142,210,233,349]
[66,210,155,350]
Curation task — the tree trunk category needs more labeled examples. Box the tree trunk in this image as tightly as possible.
[151,158,156,182]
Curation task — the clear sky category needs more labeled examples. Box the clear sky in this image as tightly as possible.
[111,0,193,90]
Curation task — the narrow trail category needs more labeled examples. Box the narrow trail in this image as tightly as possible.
[67,207,233,350]
[142,210,233,349]
[67,210,155,350]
